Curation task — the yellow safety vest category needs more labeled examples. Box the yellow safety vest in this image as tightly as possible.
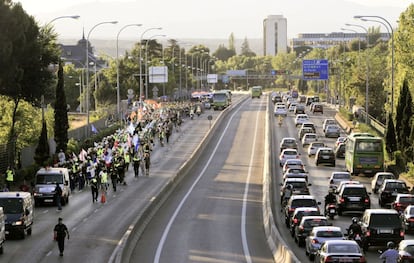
[101,172,108,183]
[6,169,13,182]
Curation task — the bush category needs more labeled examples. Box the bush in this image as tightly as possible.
[339,107,353,121]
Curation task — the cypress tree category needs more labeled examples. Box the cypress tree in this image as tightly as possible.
[54,61,69,153]
[395,79,408,149]
[385,113,397,156]
[402,90,413,161]
[34,120,50,167]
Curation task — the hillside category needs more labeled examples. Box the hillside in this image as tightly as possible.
[59,38,264,58]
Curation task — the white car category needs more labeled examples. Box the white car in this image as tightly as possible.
[282,158,305,174]
[308,142,325,156]
[295,114,309,126]
[329,172,352,190]
[323,118,337,132]
[274,104,287,117]
[324,125,341,138]
[301,133,318,146]
[279,148,300,166]
[305,226,345,261]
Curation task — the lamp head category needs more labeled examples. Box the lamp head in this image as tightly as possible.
[71,15,81,19]
[354,15,363,19]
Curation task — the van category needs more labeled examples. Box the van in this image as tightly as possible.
[33,167,71,206]
[0,207,5,253]
[0,192,34,239]
[251,86,262,98]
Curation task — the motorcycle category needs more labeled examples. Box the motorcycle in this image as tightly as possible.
[346,228,362,247]
[324,203,337,220]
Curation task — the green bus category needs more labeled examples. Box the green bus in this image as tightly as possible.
[212,90,230,110]
[251,86,262,98]
[345,132,384,176]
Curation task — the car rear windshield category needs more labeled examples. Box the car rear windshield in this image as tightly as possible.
[284,150,297,155]
[317,231,343,238]
[292,199,317,207]
[385,182,407,189]
[333,174,351,179]
[36,173,63,184]
[328,244,360,253]
[369,214,401,227]
[304,219,328,227]
[342,188,367,195]
[400,197,414,203]
[319,149,333,154]
[0,198,23,214]
[289,182,307,188]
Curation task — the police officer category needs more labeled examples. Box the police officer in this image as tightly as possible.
[132,146,142,177]
[5,166,14,190]
[90,177,99,202]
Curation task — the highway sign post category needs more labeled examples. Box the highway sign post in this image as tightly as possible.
[302,59,329,80]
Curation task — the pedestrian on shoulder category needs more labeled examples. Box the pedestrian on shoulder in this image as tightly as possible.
[53,217,69,256]
[54,182,63,211]
[90,177,99,202]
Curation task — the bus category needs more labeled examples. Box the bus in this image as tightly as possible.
[345,132,384,176]
[251,86,262,98]
[212,90,230,110]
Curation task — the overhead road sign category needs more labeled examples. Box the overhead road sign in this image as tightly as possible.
[226,70,246,76]
[302,59,329,80]
[271,69,288,75]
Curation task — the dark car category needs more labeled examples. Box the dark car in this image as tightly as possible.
[289,207,320,235]
[284,195,320,227]
[293,216,330,246]
[402,205,414,233]
[371,172,396,194]
[315,147,336,166]
[334,143,345,158]
[311,103,324,114]
[360,209,404,251]
[280,178,311,197]
[378,179,409,207]
[294,105,306,114]
[280,137,298,151]
[337,184,370,215]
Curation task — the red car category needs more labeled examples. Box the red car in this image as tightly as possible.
[392,194,414,214]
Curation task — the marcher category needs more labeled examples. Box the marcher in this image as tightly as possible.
[5,166,14,190]
[54,182,62,211]
[99,168,108,191]
[110,166,117,192]
[53,217,69,256]
[58,149,66,165]
[132,147,142,177]
[90,177,99,202]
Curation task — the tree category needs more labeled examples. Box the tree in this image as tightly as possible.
[395,79,410,151]
[385,113,397,156]
[240,37,256,57]
[54,62,69,153]
[34,120,50,167]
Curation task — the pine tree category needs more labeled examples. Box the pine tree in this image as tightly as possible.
[395,79,408,149]
[54,61,69,153]
[34,120,50,167]
[402,90,413,161]
[385,113,397,156]
[240,37,256,57]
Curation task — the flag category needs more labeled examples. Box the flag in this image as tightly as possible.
[91,124,98,134]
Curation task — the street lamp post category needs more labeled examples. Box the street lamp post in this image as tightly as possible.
[345,23,370,124]
[354,15,394,115]
[85,21,118,137]
[116,23,142,120]
[145,34,166,100]
[47,15,80,25]
[139,27,162,106]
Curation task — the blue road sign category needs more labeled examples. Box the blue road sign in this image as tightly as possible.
[302,59,329,80]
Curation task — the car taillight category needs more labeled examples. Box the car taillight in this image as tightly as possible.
[364,198,369,203]
[340,198,345,203]
[408,217,414,222]
[299,226,304,231]
[296,155,299,159]
[325,256,333,262]
[365,230,370,237]
[311,238,319,244]
[395,203,402,207]
[289,208,295,212]
[293,218,298,224]
[359,256,367,263]
[400,231,405,237]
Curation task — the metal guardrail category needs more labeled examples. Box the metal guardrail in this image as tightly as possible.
[358,110,386,136]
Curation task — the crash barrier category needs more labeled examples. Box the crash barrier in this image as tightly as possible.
[113,95,249,263]
[263,95,300,263]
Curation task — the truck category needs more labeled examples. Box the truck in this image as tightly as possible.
[251,86,262,98]
[212,90,230,110]
[33,167,71,206]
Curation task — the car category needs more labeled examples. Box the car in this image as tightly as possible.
[329,172,352,190]
[302,133,318,147]
[294,216,330,246]
[402,205,414,233]
[282,158,305,174]
[298,127,314,140]
[371,172,396,193]
[323,118,337,132]
[279,148,300,167]
[308,142,325,157]
[280,137,298,151]
[334,143,346,158]
[274,104,287,117]
[295,114,309,126]
[359,209,404,251]
[324,124,341,138]
[289,207,320,235]
[334,137,347,149]
[336,184,370,215]
[335,180,361,194]
[294,104,305,114]
[391,194,414,214]
[311,103,324,114]
[283,167,308,175]
[301,122,316,133]
[288,102,298,112]
[396,240,414,262]
[305,226,345,260]
[271,93,282,103]
[378,179,409,207]
[315,147,335,166]
[284,195,321,226]
[282,172,309,183]
[280,178,311,196]
[314,240,366,263]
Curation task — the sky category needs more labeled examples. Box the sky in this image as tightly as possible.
[14,0,412,41]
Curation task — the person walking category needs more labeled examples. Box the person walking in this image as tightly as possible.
[53,217,69,256]
[54,182,62,211]
[90,177,99,203]
[5,166,14,190]
[132,147,142,178]
[99,168,108,192]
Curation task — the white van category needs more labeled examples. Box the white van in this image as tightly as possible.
[33,167,71,206]
[0,192,34,239]
[0,207,5,254]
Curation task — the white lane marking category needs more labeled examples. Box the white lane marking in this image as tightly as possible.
[46,251,52,257]
[241,97,263,263]
[154,99,250,263]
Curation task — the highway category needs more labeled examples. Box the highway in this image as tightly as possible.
[128,97,273,262]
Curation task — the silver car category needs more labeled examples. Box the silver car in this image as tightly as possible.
[305,226,345,260]
[324,124,341,138]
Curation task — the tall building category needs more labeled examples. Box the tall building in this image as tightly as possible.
[263,15,287,56]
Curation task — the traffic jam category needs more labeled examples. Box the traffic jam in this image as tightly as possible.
[272,91,414,262]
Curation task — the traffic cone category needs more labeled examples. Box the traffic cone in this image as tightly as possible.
[101,192,106,203]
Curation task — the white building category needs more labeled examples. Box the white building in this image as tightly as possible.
[263,15,287,56]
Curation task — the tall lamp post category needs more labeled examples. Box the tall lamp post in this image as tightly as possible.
[139,27,162,106]
[345,23,370,124]
[354,15,394,115]
[116,23,142,120]
[85,21,118,137]
[145,34,166,99]
[47,15,80,25]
